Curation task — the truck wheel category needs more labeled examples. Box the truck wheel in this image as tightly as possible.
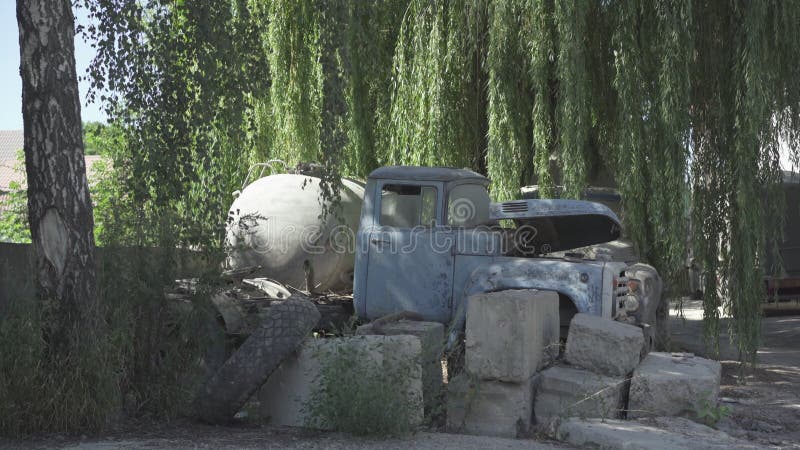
[195,297,320,424]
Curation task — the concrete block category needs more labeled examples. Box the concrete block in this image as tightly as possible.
[628,352,722,419]
[565,313,644,376]
[557,417,753,449]
[465,289,559,382]
[258,335,423,428]
[356,320,444,416]
[534,365,627,420]
[446,373,537,438]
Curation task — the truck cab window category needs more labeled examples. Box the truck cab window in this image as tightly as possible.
[447,184,491,227]
[380,184,437,228]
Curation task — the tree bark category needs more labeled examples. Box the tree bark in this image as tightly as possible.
[17,0,99,347]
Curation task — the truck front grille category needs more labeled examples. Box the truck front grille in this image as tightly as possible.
[616,273,630,298]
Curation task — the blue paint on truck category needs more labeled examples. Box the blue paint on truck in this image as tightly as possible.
[353,166,661,343]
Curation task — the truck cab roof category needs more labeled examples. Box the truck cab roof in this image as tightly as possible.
[368,166,489,184]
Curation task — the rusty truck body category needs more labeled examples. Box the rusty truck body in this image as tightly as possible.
[351,166,662,346]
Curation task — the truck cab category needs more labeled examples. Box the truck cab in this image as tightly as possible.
[353,166,662,341]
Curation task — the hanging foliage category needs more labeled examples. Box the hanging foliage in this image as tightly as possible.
[83,0,267,246]
[553,0,590,198]
[387,0,479,170]
[649,0,692,289]
[486,0,532,201]
[83,0,800,363]
[527,0,557,198]
[342,1,403,177]
[266,0,321,164]
[611,0,693,295]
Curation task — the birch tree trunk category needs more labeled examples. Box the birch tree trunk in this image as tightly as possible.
[17,0,99,348]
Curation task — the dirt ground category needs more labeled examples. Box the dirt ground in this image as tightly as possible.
[670,301,800,448]
[1,422,568,450]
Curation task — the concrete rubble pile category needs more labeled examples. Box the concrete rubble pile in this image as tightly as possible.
[532,313,724,421]
[444,302,726,444]
[534,313,644,420]
[257,316,444,429]
[257,334,424,428]
[628,351,722,419]
[556,416,754,449]
[252,294,724,445]
[539,314,728,447]
[447,289,560,438]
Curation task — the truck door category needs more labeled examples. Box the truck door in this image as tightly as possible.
[365,181,454,322]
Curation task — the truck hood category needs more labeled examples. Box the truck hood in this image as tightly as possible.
[490,199,622,252]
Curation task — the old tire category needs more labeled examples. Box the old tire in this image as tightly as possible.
[195,297,320,424]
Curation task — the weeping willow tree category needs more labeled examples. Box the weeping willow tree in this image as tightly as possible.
[612,0,693,307]
[85,0,800,363]
[343,1,406,177]
[385,0,486,170]
[527,0,558,199]
[686,1,800,361]
[485,0,532,200]
[263,0,321,164]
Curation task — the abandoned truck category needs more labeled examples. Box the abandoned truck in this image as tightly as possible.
[200,164,662,423]
[352,166,661,344]
[225,164,662,346]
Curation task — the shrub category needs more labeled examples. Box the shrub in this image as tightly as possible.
[0,223,224,435]
[96,204,226,419]
[302,339,421,436]
[0,262,119,436]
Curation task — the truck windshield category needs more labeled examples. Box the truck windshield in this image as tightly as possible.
[447,184,490,227]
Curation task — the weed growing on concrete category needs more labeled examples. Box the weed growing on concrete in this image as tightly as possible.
[326,313,361,337]
[302,340,421,436]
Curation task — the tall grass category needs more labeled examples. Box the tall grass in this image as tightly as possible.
[0,222,224,435]
[0,261,118,435]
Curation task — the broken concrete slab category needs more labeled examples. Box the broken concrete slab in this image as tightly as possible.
[534,365,627,420]
[565,313,644,376]
[446,373,537,438]
[258,335,423,429]
[356,320,444,416]
[465,289,559,382]
[556,416,758,449]
[628,352,721,419]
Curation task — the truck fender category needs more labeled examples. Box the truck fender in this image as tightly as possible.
[445,260,600,349]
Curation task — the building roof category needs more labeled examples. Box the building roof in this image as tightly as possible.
[368,165,488,183]
[0,159,23,192]
[0,130,24,162]
[0,155,109,215]
[0,155,108,192]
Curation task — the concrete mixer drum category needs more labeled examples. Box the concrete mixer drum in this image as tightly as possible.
[224,162,364,293]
